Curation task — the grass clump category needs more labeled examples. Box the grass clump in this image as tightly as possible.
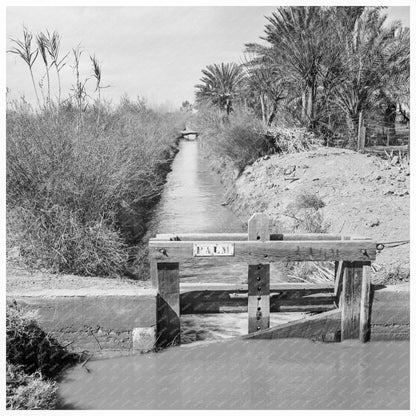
[6,304,78,409]
[284,191,332,284]
[6,364,58,410]
[285,191,329,233]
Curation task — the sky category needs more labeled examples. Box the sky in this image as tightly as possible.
[5,5,411,110]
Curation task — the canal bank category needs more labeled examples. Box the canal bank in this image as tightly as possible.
[6,137,410,410]
[7,139,410,357]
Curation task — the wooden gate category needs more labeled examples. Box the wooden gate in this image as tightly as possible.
[149,213,376,348]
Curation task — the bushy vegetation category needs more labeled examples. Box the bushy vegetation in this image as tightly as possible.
[7,100,184,276]
[197,107,274,173]
[6,305,78,409]
[6,364,58,410]
[196,106,323,173]
[266,126,323,154]
[7,27,187,277]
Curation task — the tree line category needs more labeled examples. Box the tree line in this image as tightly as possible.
[194,7,409,147]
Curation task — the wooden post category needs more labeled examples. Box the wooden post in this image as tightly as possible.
[356,111,362,152]
[359,263,371,342]
[340,261,371,341]
[155,262,180,348]
[334,260,344,302]
[360,126,366,152]
[248,213,270,333]
[150,261,157,288]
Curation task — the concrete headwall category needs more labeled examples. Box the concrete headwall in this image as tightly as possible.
[8,284,409,358]
[10,293,157,358]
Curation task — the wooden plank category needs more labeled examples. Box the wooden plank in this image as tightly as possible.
[153,232,356,241]
[364,145,409,155]
[180,282,334,293]
[149,240,377,263]
[334,260,344,299]
[155,233,247,241]
[155,262,180,348]
[242,309,341,341]
[248,213,270,334]
[359,263,371,342]
[248,264,270,332]
[180,130,198,135]
[180,294,336,314]
[340,261,370,340]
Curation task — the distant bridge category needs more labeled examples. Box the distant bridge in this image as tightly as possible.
[179,130,199,139]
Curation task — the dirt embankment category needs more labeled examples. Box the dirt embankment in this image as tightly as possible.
[216,147,409,284]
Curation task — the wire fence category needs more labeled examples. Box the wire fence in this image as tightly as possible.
[329,121,409,149]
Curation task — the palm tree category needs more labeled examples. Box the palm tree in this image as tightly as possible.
[329,8,409,145]
[261,7,332,127]
[242,50,289,125]
[378,25,410,141]
[195,63,245,115]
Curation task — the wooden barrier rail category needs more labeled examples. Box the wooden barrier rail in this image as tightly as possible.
[155,233,371,241]
[150,213,376,348]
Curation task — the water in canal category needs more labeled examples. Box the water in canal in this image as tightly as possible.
[59,338,409,410]
[57,139,409,410]
[152,139,244,234]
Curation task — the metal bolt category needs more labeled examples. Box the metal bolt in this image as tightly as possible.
[258,286,261,291]
[256,276,261,281]
[257,307,261,311]
[257,326,261,330]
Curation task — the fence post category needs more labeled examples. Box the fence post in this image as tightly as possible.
[360,126,366,152]
[340,261,371,341]
[356,111,363,152]
[247,213,270,333]
[155,262,180,348]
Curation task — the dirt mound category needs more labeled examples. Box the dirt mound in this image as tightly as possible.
[227,147,409,283]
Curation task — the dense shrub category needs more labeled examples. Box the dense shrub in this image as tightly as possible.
[6,305,77,377]
[7,99,186,276]
[196,107,273,173]
[6,305,78,409]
